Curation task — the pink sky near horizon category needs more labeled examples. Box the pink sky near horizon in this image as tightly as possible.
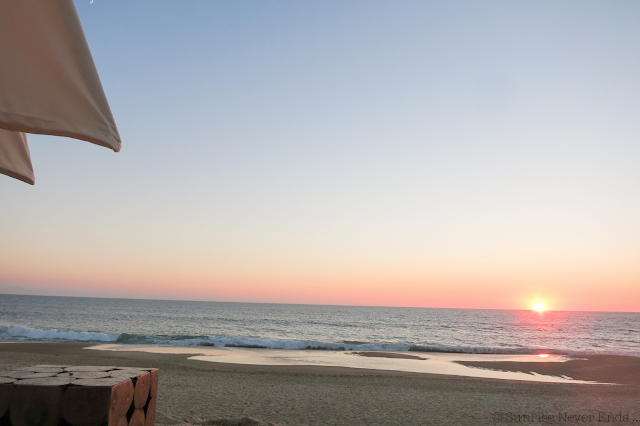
[1,246,638,312]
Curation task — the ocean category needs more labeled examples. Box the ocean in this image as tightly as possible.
[1,294,639,357]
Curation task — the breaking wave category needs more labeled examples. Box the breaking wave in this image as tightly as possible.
[0,325,118,342]
[2,324,637,356]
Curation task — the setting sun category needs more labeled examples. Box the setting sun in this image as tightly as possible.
[534,303,546,313]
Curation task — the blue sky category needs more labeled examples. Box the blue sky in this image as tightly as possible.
[1,1,639,310]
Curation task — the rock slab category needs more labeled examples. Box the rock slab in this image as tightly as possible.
[0,366,159,426]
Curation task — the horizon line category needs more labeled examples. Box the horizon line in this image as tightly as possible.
[1,292,637,314]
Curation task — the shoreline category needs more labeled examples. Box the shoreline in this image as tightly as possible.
[1,342,639,425]
[2,341,640,384]
[87,343,619,384]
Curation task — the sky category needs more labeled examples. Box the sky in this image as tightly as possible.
[1,0,639,311]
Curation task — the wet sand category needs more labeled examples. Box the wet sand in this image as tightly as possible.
[1,342,639,426]
[351,351,427,360]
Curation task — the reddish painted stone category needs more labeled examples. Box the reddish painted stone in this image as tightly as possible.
[149,370,159,398]
[129,409,145,426]
[133,374,150,409]
[144,398,156,426]
[108,378,135,424]
[4,366,157,426]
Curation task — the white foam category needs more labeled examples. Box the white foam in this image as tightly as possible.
[0,325,119,342]
[204,336,412,351]
[1,325,637,357]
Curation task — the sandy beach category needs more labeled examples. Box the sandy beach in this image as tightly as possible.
[1,342,639,426]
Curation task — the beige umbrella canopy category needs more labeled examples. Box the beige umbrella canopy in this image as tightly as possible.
[0,0,121,185]
[0,130,35,185]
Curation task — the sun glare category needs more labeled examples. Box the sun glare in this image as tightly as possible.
[534,303,546,313]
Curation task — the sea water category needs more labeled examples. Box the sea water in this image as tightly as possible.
[1,294,639,356]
